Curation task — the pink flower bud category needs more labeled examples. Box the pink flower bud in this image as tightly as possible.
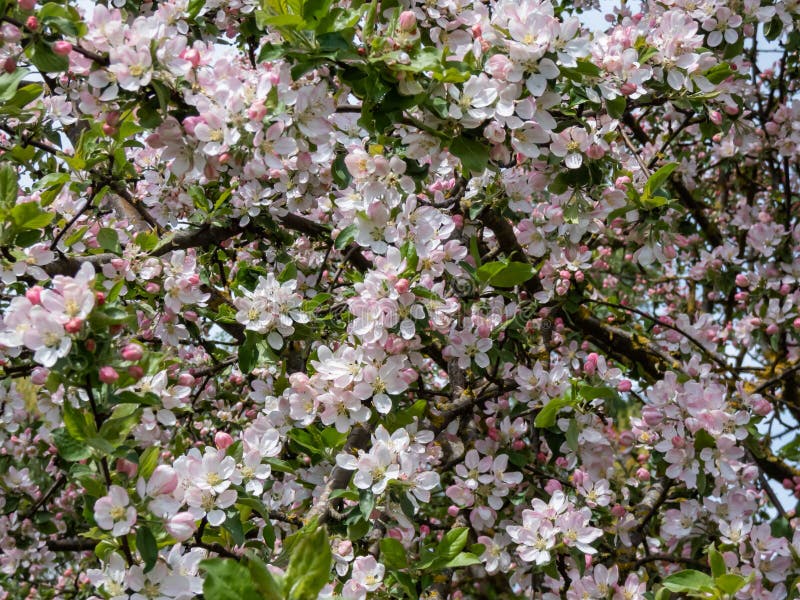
[177,373,195,387]
[419,524,430,536]
[116,458,138,478]
[121,343,144,361]
[753,397,772,416]
[397,10,417,32]
[182,116,203,136]
[395,278,410,294]
[511,439,526,451]
[635,468,650,481]
[614,176,631,190]
[25,15,38,29]
[181,48,201,67]
[544,479,562,495]
[641,406,662,426]
[447,505,460,517]
[735,273,749,287]
[400,368,418,384]
[145,282,160,294]
[95,291,106,305]
[128,365,144,380]
[85,339,96,352]
[31,367,49,385]
[148,465,178,495]
[166,512,197,542]
[572,470,587,486]
[18,0,36,9]
[64,318,83,334]
[26,286,43,305]
[477,323,492,338]
[586,143,605,159]
[610,504,626,517]
[452,214,464,228]
[619,82,637,96]
[52,41,72,56]
[617,379,632,392]
[618,430,635,446]
[709,110,723,125]
[99,366,119,384]
[215,432,234,450]
[337,540,353,555]
[766,323,780,335]
[3,57,17,74]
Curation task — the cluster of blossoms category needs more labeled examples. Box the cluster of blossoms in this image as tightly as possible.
[234,273,308,348]
[0,264,95,367]
[336,424,439,501]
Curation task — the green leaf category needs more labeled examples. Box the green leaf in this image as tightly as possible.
[135,231,159,252]
[661,570,714,593]
[707,544,725,578]
[380,538,408,569]
[359,489,375,519]
[331,152,352,189]
[643,162,678,200]
[0,163,18,208]
[284,524,333,600]
[450,137,490,175]
[258,43,287,62]
[11,202,54,229]
[486,262,534,288]
[476,261,505,283]
[39,2,81,35]
[187,0,205,18]
[0,68,29,102]
[136,526,158,573]
[247,554,284,600]
[30,41,69,73]
[63,402,92,442]
[715,573,746,595]
[6,83,43,109]
[239,333,258,372]
[97,228,121,253]
[201,558,262,600]
[138,446,160,480]
[99,405,141,445]
[53,428,92,461]
[224,513,245,547]
[440,527,468,557]
[334,223,358,250]
[607,95,626,119]
[443,552,481,568]
[534,394,575,428]
[565,418,579,453]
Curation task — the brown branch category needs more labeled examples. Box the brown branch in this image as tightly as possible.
[628,478,671,547]
[23,474,66,520]
[632,554,705,570]
[45,538,96,552]
[305,424,372,526]
[584,299,729,372]
[753,362,800,395]
[622,112,723,247]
